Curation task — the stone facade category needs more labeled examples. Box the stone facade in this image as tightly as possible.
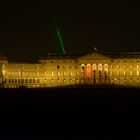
[0,51,140,88]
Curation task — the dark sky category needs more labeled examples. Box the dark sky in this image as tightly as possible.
[0,0,140,61]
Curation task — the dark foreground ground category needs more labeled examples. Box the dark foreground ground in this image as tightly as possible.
[0,87,140,137]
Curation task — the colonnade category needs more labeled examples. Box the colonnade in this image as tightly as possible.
[80,63,109,84]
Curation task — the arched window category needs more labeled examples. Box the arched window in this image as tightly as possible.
[98,64,102,71]
[18,79,20,83]
[81,64,85,77]
[86,64,91,78]
[51,79,53,84]
[92,64,96,71]
[21,79,24,84]
[29,79,32,84]
[63,79,66,84]
[33,79,36,84]
[104,64,108,72]
[25,79,28,84]
[92,64,96,78]
[37,79,40,84]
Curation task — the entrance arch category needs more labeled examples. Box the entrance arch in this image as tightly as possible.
[92,64,97,84]
[98,64,102,84]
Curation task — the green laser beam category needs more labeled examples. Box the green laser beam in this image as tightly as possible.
[56,28,66,54]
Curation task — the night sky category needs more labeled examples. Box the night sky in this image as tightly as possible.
[0,0,140,61]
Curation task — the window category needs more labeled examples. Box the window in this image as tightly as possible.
[29,79,32,84]
[76,71,78,76]
[124,71,126,76]
[57,65,60,69]
[33,79,36,83]
[110,71,112,76]
[57,79,60,84]
[37,79,40,84]
[58,72,60,76]
[117,71,120,76]
[21,79,24,84]
[130,65,132,69]
[98,64,102,71]
[63,79,66,84]
[70,72,72,76]
[18,79,20,83]
[130,78,133,83]
[137,65,139,69]
[25,79,28,84]
[52,72,54,76]
[130,71,132,76]
[87,64,91,78]
[137,71,139,76]
[64,72,66,76]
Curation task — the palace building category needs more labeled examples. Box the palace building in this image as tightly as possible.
[0,50,140,88]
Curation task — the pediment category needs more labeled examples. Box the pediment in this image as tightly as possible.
[78,51,111,60]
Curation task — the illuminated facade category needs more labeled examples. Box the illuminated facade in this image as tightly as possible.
[0,50,140,88]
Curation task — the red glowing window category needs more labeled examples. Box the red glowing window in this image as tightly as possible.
[87,64,91,78]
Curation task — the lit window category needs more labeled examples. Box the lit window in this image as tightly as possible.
[137,65,139,69]
[81,64,85,73]
[124,65,126,69]
[52,72,54,76]
[104,64,108,72]
[98,64,102,71]
[64,72,66,76]
[130,71,132,76]
[137,71,139,76]
[92,64,96,71]
[124,71,126,76]
[58,72,60,76]
[69,79,72,83]
[70,72,72,76]
[117,71,120,76]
